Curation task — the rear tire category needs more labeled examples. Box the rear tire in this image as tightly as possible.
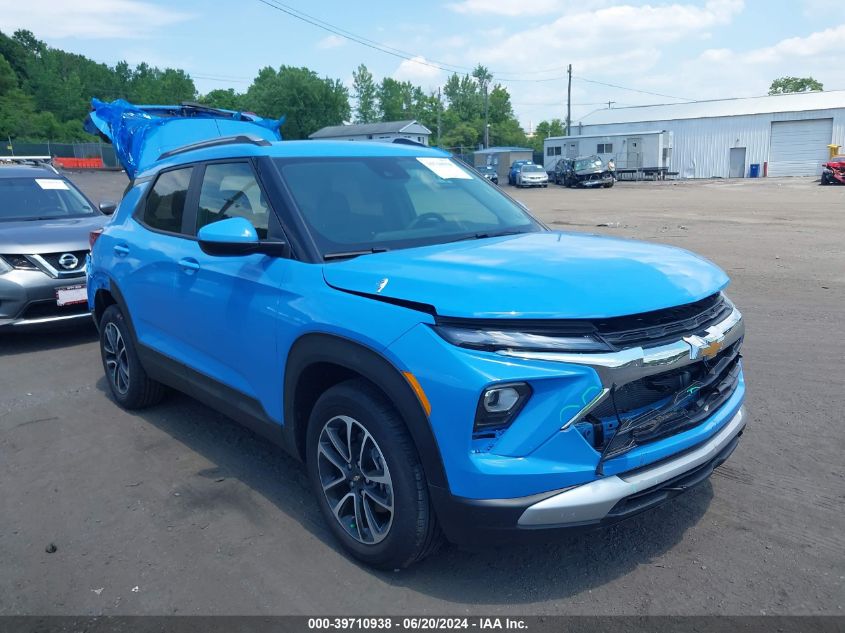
[98,305,166,409]
[306,379,442,569]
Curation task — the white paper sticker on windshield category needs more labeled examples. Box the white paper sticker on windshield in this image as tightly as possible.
[35,179,69,190]
[416,157,472,180]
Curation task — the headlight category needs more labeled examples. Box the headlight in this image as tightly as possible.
[433,325,610,352]
[0,256,12,275]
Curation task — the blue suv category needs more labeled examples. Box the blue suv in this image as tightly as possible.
[86,100,746,569]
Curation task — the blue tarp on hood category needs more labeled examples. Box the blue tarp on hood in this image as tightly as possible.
[84,98,285,179]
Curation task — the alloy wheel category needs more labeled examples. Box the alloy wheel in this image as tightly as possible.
[103,322,130,395]
[317,415,394,545]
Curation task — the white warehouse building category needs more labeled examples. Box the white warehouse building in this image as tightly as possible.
[570,91,845,179]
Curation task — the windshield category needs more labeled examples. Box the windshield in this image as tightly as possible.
[0,177,95,222]
[276,156,542,258]
[522,165,545,173]
[575,156,603,171]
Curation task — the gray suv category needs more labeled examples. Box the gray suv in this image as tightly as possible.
[0,159,112,328]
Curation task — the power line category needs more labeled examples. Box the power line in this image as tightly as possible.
[255,0,473,75]
[252,0,616,83]
[573,75,692,101]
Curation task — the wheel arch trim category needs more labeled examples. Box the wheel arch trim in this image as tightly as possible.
[283,332,448,489]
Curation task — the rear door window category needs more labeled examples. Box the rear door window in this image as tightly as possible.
[142,167,193,233]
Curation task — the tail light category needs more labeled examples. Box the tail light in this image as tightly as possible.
[89,229,103,250]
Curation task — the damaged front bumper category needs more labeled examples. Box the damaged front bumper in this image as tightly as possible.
[518,406,744,527]
[430,405,744,544]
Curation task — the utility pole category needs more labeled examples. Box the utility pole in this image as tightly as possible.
[483,83,490,149]
[566,64,572,136]
[436,87,442,145]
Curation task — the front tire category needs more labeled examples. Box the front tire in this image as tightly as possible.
[99,305,166,409]
[306,379,441,569]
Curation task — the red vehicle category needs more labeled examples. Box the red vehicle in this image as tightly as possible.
[821,155,845,185]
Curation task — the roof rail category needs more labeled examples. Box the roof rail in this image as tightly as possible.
[158,134,273,161]
[0,156,59,173]
[392,138,427,147]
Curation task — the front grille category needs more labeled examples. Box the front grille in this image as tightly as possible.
[40,250,88,274]
[595,293,732,349]
[21,300,90,320]
[576,340,743,466]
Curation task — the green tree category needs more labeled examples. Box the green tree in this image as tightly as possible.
[529,119,566,153]
[491,118,527,148]
[439,113,479,150]
[377,77,415,121]
[12,29,46,57]
[352,64,378,123]
[0,31,30,82]
[199,88,243,111]
[242,65,350,139]
[443,72,482,124]
[0,54,17,94]
[769,76,823,95]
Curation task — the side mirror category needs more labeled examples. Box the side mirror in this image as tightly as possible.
[197,217,289,257]
[99,201,118,215]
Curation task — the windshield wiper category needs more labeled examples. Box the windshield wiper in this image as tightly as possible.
[323,247,389,261]
[448,230,527,243]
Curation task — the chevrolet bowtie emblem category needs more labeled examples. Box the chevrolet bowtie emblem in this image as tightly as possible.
[684,335,723,360]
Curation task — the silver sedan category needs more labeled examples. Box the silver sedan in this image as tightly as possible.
[515,164,549,188]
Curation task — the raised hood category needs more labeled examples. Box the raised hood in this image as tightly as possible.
[322,232,729,319]
[84,99,285,179]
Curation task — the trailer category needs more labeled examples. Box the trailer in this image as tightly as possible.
[543,130,674,178]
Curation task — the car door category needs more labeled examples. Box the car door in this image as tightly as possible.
[169,160,287,407]
[114,165,198,360]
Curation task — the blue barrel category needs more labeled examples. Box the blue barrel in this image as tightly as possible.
[749,163,760,178]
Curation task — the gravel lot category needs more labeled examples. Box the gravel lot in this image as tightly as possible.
[1,171,843,615]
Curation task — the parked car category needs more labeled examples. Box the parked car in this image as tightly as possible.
[477,164,499,185]
[87,99,746,570]
[555,155,615,188]
[0,157,114,328]
[515,163,548,188]
[508,159,532,185]
[821,155,845,185]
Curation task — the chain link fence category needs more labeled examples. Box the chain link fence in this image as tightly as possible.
[1,140,119,169]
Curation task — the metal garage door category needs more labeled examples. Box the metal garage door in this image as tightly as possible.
[769,119,833,176]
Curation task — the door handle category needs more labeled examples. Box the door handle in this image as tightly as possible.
[178,257,200,273]
[113,244,129,257]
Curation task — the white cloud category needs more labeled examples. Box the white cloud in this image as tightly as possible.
[0,0,192,39]
[745,24,845,64]
[464,0,745,69]
[317,34,346,50]
[682,23,845,97]
[392,56,444,88]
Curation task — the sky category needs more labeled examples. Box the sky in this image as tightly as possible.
[0,0,842,131]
